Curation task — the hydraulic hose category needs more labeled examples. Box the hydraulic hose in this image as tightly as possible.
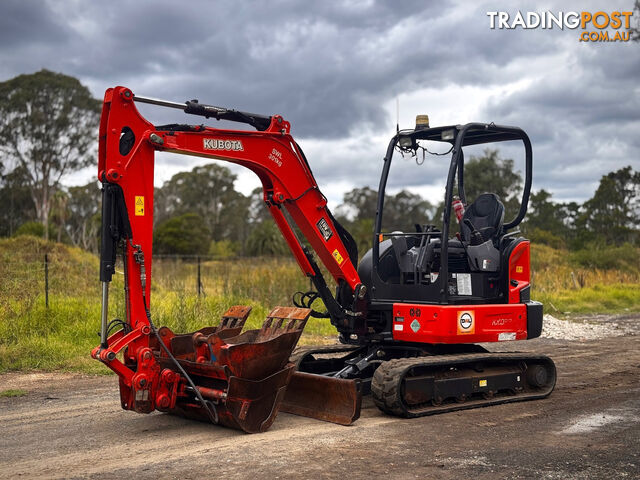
[133,242,218,424]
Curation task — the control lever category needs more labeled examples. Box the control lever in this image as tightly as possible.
[463,219,484,246]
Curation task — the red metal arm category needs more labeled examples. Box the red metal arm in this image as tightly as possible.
[99,86,362,332]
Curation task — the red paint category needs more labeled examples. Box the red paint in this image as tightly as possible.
[508,240,531,304]
[392,303,528,344]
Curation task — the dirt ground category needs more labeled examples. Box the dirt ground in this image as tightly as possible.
[1,315,639,479]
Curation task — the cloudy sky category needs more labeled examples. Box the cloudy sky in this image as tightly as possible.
[1,0,639,208]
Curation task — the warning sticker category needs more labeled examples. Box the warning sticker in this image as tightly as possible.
[332,249,344,265]
[457,310,475,334]
[516,265,523,273]
[410,319,421,333]
[317,218,333,241]
[479,379,487,388]
[456,273,472,295]
[135,196,144,216]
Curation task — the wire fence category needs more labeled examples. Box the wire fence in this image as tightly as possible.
[0,252,309,311]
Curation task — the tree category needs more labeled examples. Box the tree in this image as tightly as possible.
[154,213,211,255]
[0,165,35,237]
[525,189,569,235]
[154,164,250,245]
[65,181,101,252]
[578,166,640,245]
[462,149,522,218]
[245,220,289,256]
[432,149,523,229]
[335,186,379,222]
[49,189,70,243]
[0,70,100,240]
[383,189,434,232]
[335,186,433,257]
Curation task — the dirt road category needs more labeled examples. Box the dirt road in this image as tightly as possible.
[1,315,639,479]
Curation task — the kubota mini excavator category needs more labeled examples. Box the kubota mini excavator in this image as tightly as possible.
[93,86,556,432]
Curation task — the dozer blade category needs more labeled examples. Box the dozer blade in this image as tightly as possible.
[280,371,362,425]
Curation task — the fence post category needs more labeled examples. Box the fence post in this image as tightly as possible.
[197,256,201,296]
[44,253,49,308]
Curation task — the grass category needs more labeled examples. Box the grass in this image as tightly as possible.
[1,236,639,373]
[0,388,28,397]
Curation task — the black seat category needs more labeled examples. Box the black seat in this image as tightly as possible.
[461,193,505,244]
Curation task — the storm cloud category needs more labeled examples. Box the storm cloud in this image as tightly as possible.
[1,0,638,206]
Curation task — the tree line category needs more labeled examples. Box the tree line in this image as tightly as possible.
[1,70,639,257]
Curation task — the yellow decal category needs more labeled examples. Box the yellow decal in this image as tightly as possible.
[479,379,487,387]
[516,265,523,273]
[457,310,475,335]
[135,196,145,216]
[332,249,344,265]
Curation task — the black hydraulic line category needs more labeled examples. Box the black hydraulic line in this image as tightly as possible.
[142,295,219,424]
[133,244,219,424]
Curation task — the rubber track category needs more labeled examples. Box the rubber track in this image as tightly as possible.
[371,352,556,418]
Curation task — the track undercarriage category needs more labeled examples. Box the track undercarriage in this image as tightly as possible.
[287,344,556,420]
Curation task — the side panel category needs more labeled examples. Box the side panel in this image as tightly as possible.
[392,303,528,344]
[507,240,531,304]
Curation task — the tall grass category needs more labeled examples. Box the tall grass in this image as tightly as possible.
[1,236,639,373]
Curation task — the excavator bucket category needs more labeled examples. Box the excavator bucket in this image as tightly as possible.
[151,305,311,433]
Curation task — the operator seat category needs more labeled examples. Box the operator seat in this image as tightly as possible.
[460,193,505,245]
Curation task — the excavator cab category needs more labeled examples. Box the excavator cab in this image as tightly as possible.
[355,122,537,339]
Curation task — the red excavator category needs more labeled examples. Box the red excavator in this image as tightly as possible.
[92,86,556,433]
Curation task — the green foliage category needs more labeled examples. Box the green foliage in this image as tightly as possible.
[245,221,289,256]
[524,190,569,239]
[569,244,640,271]
[209,239,239,258]
[535,284,640,315]
[432,149,523,228]
[347,218,374,260]
[578,166,640,245]
[526,227,566,250]
[383,189,434,232]
[0,70,100,239]
[335,186,432,259]
[153,213,211,255]
[461,149,522,221]
[0,389,28,397]
[337,187,378,221]
[1,237,640,373]
[0,165,34,237]
[14,221,46,238]
[155,164,250,244]
[522,166,639,249]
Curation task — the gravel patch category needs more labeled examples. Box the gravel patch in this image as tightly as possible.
[541,314,629,340]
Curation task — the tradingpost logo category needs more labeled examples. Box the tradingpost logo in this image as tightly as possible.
[487,11,634,42]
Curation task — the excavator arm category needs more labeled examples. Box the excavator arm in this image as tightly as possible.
[92,87,363,431]
[98,86,364,331]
